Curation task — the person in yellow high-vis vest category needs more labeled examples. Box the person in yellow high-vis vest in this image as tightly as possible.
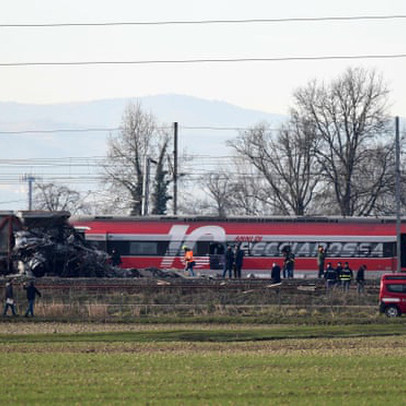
[339,262,353,292]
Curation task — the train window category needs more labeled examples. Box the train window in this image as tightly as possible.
[129,242,158,255]
[195,241,210,256]
[209,242,225,256]
[0,227,8,253]
[157,241,170,256]
[386,284,406,293]
[192,242,225,256]
[107,242,130,255]
[383,243,395,258]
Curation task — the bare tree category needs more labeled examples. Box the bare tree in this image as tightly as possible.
[371,130,406,215]
[33,183,90,214]
[227,160,271,216]
[229,117,320,215]
[200,172,233,217]
[102,102,171,215]
[82,189,129,215]
[292,67,391,216]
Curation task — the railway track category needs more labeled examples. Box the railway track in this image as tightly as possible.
[1,277,379,294]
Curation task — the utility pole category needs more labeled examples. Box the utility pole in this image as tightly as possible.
[141,157,157,216]
[22,174,36,211]
[173,122,178,215]
[395,116,401,272]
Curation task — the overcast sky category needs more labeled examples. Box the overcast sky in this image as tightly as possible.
[1,0,405,116]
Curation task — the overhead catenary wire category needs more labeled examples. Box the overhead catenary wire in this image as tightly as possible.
[1,14,406,28]
[2,147,404,168]
[0,171,386,180]
[0,125,247,134]
[0,155,235,164]
[1,53,406,67]
[0,127,122,134]
[1,126,404,135]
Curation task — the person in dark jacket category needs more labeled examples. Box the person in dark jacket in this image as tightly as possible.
[356,265,367,294]
[284,252,295,279]
[222,246,234,279]
[317,245,326,278]
[324,262,337,292]
[111,248,122,267]
[23,281,41,317]
[233,244,244,279]
[281,245,295,279]
[335,262,343,288]
[3,280,17,316]
[271,262,282,284]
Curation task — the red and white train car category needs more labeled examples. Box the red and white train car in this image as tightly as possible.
[70,216,406,276]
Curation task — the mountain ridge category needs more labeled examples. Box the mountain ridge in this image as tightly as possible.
[0,94,286,128]
[0,94,287,158]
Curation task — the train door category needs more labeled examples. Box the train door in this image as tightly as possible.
[0,215,11,273]
[0,214,21,273]
[208,242,225,270]
[401,234,406,268]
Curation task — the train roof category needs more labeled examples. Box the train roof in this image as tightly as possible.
[70,215,406,225]
[0,211,14,216]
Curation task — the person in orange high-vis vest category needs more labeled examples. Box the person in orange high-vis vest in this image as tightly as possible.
[183,246,195,277]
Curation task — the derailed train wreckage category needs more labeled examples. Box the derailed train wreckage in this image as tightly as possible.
[0,211,123,278]
[0,211,184,279]
[0,211,110,277]
[13,226,111,278]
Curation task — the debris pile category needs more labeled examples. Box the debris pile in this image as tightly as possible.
[132,267,184,279]
[12,225,115,278]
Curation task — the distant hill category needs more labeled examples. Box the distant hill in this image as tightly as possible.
[0,94,286,158]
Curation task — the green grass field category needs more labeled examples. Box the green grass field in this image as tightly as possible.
[1,323,406,405]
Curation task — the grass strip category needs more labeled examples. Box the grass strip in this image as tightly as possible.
[0,323,405,343]
[1,337,406,405]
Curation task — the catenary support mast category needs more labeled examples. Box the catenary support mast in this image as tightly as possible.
[395,116,401,272]
[173,122,178,215]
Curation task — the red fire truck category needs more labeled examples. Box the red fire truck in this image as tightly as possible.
[379,273,406,317]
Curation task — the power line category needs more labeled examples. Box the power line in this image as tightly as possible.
[0,155,234,165]
[1,126,403,136]
[0,171,393,184]
[1,53,406,67]
[1,15,406,28]
[0,199,26,205]
[0,127,121,134]
[0,125,249,134]
[0,155,106,162]
[183,126,247,131]
[0,125,252,134]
